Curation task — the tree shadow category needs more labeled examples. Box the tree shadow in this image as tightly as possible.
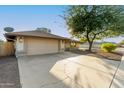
[49,55,119,87]
[49,51,124,88]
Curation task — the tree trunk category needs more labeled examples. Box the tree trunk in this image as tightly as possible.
[88,41,93,51]
[86,32,96,52]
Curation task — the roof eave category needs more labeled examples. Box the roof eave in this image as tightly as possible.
[5,33,69,40]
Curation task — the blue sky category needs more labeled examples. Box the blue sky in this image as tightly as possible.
[0,5,123,43]
[0,5,70,40]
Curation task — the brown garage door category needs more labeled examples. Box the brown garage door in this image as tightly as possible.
[26,37,59,55]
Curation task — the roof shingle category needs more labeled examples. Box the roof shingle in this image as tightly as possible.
[5,30,69,40]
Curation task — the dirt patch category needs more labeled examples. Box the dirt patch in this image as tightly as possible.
[0,56,21,88]
[69,49,123,61]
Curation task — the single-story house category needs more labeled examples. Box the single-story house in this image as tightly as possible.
[5,29,80,57]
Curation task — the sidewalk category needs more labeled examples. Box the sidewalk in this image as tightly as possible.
[111,48,124,88]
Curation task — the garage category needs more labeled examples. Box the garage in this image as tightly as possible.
[26,37,59,55]
[5,29,79,56]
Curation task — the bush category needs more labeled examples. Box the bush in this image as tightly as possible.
[101,43,117,52]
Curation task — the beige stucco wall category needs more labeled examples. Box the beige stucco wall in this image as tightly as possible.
[15,37,26,56]
[65,41,71,48]
[59,40,65,52]
[16,37,25,52]
[75,43,80,48]
[15,36,81,56]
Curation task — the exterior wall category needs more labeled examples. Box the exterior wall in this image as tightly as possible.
[75,43,80,48]
[59,40,65,52]
[15,36,80,56]
[65,41,71,48]
[15,37,26,56]
[24,37,59,56]
[16,37,25,52]
[65,40,80,50]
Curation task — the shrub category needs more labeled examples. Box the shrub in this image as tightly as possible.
[101,43,117,52]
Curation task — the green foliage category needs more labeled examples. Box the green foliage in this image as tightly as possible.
[101,43,117,52]
[64,5,124,51]
[65,45,75,51]
[80,38,87,43]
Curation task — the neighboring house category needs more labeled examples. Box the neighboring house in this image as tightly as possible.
[4,29,80,56]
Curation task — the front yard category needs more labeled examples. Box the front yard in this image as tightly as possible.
[69,49,123,61]
[0,48,123,88]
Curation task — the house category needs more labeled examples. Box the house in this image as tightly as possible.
[4,29,80,56]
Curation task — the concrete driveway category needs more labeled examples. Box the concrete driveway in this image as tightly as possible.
[17,52,120,88]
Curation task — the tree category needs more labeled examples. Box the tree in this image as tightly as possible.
[4,27,14,32]
[64,5,124,51]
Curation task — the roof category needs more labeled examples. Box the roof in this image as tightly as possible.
[4,30,81,43]
[5,30,69,40]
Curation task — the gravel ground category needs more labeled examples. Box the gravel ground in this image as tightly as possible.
[69,49,123,61]
[0,56,21,88]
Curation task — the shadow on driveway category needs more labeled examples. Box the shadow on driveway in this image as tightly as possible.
[18,52,122,88]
